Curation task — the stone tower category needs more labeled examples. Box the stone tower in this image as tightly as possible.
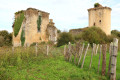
[88,3,112,35]
[12,8,57,47]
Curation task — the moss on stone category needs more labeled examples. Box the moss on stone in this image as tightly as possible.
[14,12,24,37]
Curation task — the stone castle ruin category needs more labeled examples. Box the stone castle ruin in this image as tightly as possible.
[88,3,111,35]
[12,8,57,47]
[70,3,111,35]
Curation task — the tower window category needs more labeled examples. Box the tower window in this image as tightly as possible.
[99,20,101,24]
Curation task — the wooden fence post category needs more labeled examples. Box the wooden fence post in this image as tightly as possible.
[89,43,94,69]
[78,43,85,65]
[35,43,38,56]
[94,44,96,55]
[110,38,118,80]
[102,44,107,76]
[96,44,99,55]
[47,45,49,56]
[109,43,111,54]
[68,42,72,62]
[108,42,113,76]
[98,45,102,73]
[64,45,66,55]
[81,43,90,68]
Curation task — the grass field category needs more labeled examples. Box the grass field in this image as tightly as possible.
[0,45,120,80]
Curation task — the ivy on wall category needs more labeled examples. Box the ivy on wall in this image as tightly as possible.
[14,12,24,37]
[37,15,41,32]
[20,29,25,46]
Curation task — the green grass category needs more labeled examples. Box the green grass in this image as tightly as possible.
[14,12,24,37]
[0,45,120,80]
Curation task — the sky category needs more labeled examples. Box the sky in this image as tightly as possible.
[0,0,120,33]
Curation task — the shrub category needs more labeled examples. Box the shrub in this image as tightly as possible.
[57,32,74,47]
[30,42,37,46]
[94,3,99,7]
[82,27,107,45]
[57,29,61,33]
[0,36,4,47]
[14,12,24,37]
[111,30,120,37]
[0,30,12,46]
[74,33,83,41]
[47,41,54,45]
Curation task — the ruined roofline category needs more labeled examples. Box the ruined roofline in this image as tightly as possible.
[69,27,89,32]
[88,6,112,11]
[27,8,50,14]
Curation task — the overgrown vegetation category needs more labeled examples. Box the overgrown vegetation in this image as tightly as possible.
[58,27,112,47]
[0,30,12,47]
[14,11,24,37]
[82,27,107,44]
[37,15,41,32]
[0,45,119,80]
[15,10,24,15]
[111,30,120,37]
[20,29,25,46]
[57,32,74,47]
[94,3,100,7]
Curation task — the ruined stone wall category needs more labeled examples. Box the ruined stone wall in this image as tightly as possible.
[13,12,24,47]
[13,8,50,47]
[88,7,111,35]
[47,19,57,43]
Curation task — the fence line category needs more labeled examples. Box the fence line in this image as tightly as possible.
[64,38,119,79]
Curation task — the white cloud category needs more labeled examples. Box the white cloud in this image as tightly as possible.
[0,0,120,32]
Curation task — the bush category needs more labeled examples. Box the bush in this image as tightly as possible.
[74,33,83,41]
[30,42,37,46]
[0,36,4,47]
[94,3,99,7]
[57,29,61,33]
[82,27,107,45]
[57,32,74,47]
[0,30,12,46]
[111,30,120,37]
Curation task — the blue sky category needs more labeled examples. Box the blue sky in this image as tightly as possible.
[0,0,120,32]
